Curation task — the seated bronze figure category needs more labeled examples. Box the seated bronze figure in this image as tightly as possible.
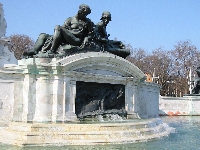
[23,5,130,59]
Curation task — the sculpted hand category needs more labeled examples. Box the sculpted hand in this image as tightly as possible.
[80,37,90,48]
[101,38,109,43]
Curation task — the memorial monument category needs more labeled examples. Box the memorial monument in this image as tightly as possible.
[0,4,173,146]
[0,4,17,68]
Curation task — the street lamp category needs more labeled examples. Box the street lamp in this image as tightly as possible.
[188,67,193,94]
[152,68,159,83]
[167,76,175,97]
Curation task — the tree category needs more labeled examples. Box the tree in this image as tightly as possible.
[149,48,172,96]
[126,48,149,72]
[170,40,200,76]
[127,48,172,95]
[9,34,34,59]
[126,40,200,97]
[169,40,200,96]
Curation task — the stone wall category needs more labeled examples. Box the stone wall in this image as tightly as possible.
[0,81,14,125]
[0,53,161,123]
[137,82,160,118]
[159,96,200,115]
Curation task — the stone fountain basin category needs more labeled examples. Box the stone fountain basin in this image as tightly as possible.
[0,119,174,147]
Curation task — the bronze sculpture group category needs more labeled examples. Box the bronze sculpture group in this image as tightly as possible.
[191,66,200,94]
[23,4,130,59]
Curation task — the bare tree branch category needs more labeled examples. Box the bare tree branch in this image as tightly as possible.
[9,34,34,59]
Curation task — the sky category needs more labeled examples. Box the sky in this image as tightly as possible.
[1,0,200,53]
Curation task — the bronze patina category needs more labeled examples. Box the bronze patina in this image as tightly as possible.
[23,4,130,59]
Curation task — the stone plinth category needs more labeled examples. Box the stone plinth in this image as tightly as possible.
[0,52,160,124]
[0,52,162,146]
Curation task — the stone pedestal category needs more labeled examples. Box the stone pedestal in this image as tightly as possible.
[0,52,160,123]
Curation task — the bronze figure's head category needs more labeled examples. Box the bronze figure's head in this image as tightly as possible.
[100,11,112,25]
[101,11,112,21]
[78,4,91,17]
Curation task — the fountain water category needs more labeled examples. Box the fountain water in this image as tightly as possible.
[2,116,200,150]
[0,117,175,146]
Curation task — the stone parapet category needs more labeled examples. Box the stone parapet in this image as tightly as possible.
[159,95,200,116]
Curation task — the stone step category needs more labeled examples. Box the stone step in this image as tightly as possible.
[0,130,170,146]
[0,127,160,141]
[0,120,173,146]
[8,121,154,132]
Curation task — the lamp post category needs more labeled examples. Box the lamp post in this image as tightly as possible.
[152,68,159,83]
[167,76,175,97]
[186,67,196,94]
[188,67,193,94]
